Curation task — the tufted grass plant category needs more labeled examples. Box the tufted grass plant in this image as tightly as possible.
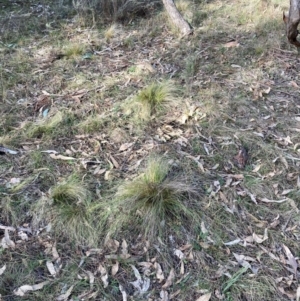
[102,156,203,241]
[32,175,98,245]
[132,81,178,121]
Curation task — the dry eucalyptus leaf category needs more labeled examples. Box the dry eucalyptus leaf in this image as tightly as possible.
[109,154,120,168]
[56,285,74,301]
[160,290,169,301]
[130,265,150,295]
[52,243,59,260]
[121,239,128,254]
[196,292,212,301]
[86,271,95,287]
[162,268,175,289]
[14,281,50,296]
[111,261,119,276]
[0,265,6,276]
[260,198,287,203]
[105,238,120,253]
[174,249,184,260]
[154,262,165,283]
[1,229,15,249]
[46,261,57,277]
[296,285,300,301]
[49,154,76,160]
[119,284,127,301]
[119,142,134,151]
[283,244,298,275]
[253,228,268,243]
[98,264,109,288]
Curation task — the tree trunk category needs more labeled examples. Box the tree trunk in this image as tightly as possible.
[283,0,300,47]
[162,0,193,36]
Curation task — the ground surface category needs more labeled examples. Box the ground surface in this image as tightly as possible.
[1,0,300,300]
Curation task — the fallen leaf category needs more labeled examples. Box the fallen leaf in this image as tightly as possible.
[105,238,120,253]
[290,80,299,88]
[160,290,169,301]
[0,225,15,231]
[46,261,57,277]
[253,228,268,243]
[260,198,287,203]
[111,261,119,276]
[121,239,128,253]
[119,142,134,151]
[119,284,127,301]
[52,243,59,260]
[174,249,184,260]
[0,146,18,155]
[233,147,248,169]
[282,244,298,275]
[196,292,212,301]
[170,289,181,299]
[18,231,28,241]
[162,268,175,289]
[281,189,294,195]
[296,285,300,301]
[1,229,15,249]
[154,262,165,283]
[224,40,240,48]
[109,154,120,168]
[86,271,95,288]
[14,281,50,296]
[0,265,6,275]
[56,285,74,301]
[41,150,58,154]
[49,154,76,160]
[130,265,150,295]
[98,264,109,288]
[201,221,208,234]
[224,239,241,246]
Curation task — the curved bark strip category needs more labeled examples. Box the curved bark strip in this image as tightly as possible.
[162,0,193,36]
[283,0,300,47]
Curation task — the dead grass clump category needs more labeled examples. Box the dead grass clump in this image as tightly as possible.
[100,156,203,240]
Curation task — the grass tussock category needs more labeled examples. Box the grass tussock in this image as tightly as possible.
[104,24,117,42]
[101,156,203,240]
[26,111,63,138]
[63,43,86,58]
[128,81,178,121]
[32,176,98,245]
[77,114,107,133]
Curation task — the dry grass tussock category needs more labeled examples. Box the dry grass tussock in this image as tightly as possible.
[1,0,300,300]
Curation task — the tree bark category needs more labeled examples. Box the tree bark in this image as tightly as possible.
[283,0,300,47]
[162,0,193,36]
